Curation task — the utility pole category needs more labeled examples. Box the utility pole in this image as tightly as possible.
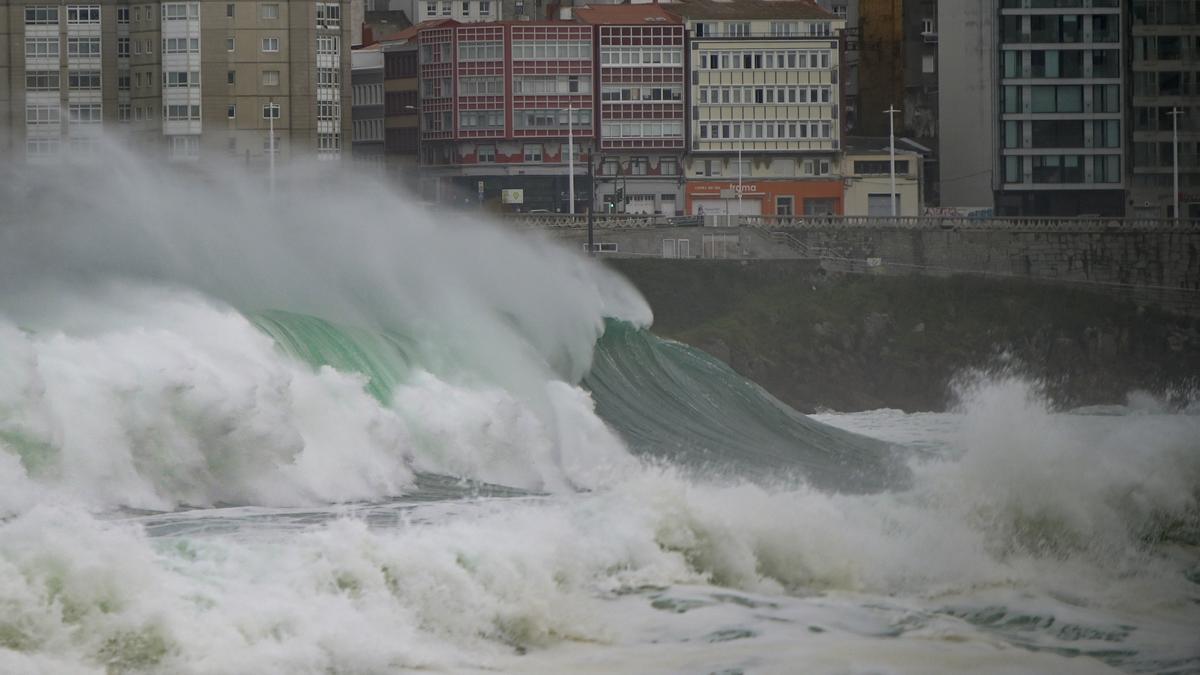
[1168,107,1183,221]
[269,96,276,195]
[737,145,743,219]
[885,105,900,217]
[587,149,595,256]
[567,105,575,216]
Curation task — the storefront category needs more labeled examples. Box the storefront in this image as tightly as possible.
[685,179,843,218]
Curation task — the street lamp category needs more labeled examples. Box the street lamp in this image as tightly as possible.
[566,105,575,216]
[1167,107,1183,221]
[884,105,901,217]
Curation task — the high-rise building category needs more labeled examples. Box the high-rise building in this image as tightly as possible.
[1127,0,1200,219]
[575,3,685,217]
[813,0,858,131]
[937,0,996,209]
[994,0,1125,216]
[673,0,847,218]
[416,19,595,209]
[1,0,352,164]
[351,42,384,165]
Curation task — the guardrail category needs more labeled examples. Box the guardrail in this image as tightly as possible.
[506,213,1200,232]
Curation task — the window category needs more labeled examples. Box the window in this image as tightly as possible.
[164,104,200,120]
[68,103,103,123]
[441,1,451,15]
[523,144,543,162]
[262,70,280,86]
[776,196,794,217]
[921,18,935,35]
[227,104,236,119]
[629,157,649,176]
[26,104,61,125]
[227,70,236,84]
[25,6,59,24]
[163,37,200,53]
[67,37,101,58]
[263,103,281,119]
[169,135,200,159]
[226,38,236,52]
[459,41,503,61]
[316,2,340,28]
[601,159,619,175]
[477,145,496,162]
[118,38,130,58]
[726,22,750,37]
[117,7,130,23]
[118,72,130,90]
[854,160,911,175]
[317,36,339,54]
[480,1,491,14]
[261,3,279,20]
[163,70,201,88]
[134,6,141,21]
[66,5,101,24]
[162,3,199,20]
[226,3,235,17]
[262,37,279,52]
[513,40,592,61]
[25,71,60,91]
[459,76,503,96]
[118,104,131,122]
[25,38,59,58]
[659,157,678,176]
[68,70,101,90]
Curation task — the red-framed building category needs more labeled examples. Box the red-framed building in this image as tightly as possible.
[576,4,687,216]
[417,20,595,211]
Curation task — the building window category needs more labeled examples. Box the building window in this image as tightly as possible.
[163,37,200,53]
[316,3,340,28]
[922,18,935,35]
[169,135,200,159]
[695,21,718,37]
[726,22,750,37]
[67,37,101,58]
[118,104,131,122]
[66,5,101,24]
[226,70,236,84]
[262,37,280,52]
[513,40,593,61]
[68,103,103,123]
[162,3,199,20]
[25,37,59,58]
[263,70,280,86]
[226,3,235,17]
[523,144,543,162]
[776,196,794,217]
[164,104,201,120]
[458,41,503,61]
[25,6,59,24]
[317,36,339,54]
[25,70,60,91]
[477,145,496,162]
[163,70,201,88]
[263,103,281,119]
[803,198,836,216]
[261,3,279,20]
[117,7,130,23]
[68,70,101,90]
[659,157,678,175]
[480,1,491,14]
[227,104,236,119]
[25,104,61,126]
[630,157,649,175]
[117,38,131,58]
[854,160,910,175]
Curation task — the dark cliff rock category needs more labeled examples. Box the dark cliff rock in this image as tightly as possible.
[607,259,1200,413]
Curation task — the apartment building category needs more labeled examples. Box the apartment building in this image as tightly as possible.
[417,19,595,210]
[1,0,352,164]
[404,0,548,24]
[351,42,383,164]
[1128,0,1200,219]
[575,3,685,216]
[378,23,420,185]
[994,0,1124,216]
[675,0,846,218]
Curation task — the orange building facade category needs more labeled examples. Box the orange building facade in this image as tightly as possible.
[685,178,843,217]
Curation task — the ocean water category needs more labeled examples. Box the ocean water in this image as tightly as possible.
[1,148,1197,674]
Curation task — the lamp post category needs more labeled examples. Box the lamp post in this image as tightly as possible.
[1168,107,1183,221]
[268,96,276,195]
[737,145,743,220]
[884,105,900,217]
[567,105,575,216]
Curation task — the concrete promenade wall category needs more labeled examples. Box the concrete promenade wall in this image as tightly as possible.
[516,214,1200,314]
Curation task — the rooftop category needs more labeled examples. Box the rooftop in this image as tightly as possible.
[574,3,683,25]
[663,0,833,21]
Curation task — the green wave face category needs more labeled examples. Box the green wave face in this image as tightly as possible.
[583,320,909,493]
[250,311,905,493]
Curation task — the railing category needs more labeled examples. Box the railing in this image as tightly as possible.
[506,213,1200,232]
[743,215,1200,232]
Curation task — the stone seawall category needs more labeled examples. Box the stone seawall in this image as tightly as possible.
[604,259,1200,412]
[538,222,1200,314]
